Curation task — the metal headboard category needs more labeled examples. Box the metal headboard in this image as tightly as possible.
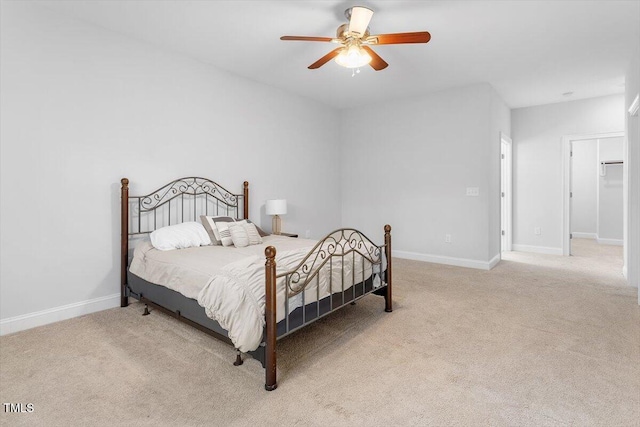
[120,177,248,306]
[123,177,248,236]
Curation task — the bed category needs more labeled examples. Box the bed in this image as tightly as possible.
[120,177,392,390]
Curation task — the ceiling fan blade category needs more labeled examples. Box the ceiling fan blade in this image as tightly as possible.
[367,31,431,45]
[308,48,343,69]
[348,6,374,37]
[361,46,388,71]
[280,36,334,42]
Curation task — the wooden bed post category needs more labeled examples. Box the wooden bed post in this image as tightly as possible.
[121,178,129,307]
[264,246,277,391]
[243,181,249,220]
[384,224,392,313]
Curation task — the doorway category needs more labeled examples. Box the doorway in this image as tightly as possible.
[501,133,513,253]
[562,132,625,256]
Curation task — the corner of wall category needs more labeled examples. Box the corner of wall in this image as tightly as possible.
[624,57,640,295]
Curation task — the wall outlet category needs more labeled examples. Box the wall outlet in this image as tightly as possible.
[534,227,541,235]
[445,234,452,243]
[466,187,480,196]
[305,230,311,238]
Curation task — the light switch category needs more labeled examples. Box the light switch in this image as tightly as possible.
[466,187,479,196]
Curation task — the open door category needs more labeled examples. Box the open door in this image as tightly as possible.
[562,132,625,256]
[501,133,513,253]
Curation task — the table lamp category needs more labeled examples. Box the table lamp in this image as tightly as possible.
[265,199,287,235]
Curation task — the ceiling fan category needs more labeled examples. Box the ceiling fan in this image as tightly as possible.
[280,6,431,71]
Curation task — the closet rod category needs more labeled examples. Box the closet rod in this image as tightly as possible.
[599,160,623,176]
[600,160,623,165]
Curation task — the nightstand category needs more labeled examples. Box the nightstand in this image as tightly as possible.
[279,232,298,238]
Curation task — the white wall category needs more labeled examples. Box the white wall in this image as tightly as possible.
[341,83,510,269]
[511,95,625,253]
[571,140,598,236]
[597,138,624,242]
[624,57,640,296]
[0,3,341,326]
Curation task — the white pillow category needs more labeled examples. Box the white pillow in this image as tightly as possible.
[150,222,212,251]
[229,222,249,248]
[244,222,263,245]
[228,221,262,247]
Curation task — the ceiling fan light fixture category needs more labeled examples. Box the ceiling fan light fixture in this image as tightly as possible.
[280,6,430,72]
[334,44,371,68]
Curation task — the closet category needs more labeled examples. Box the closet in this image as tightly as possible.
[570,137,623,245]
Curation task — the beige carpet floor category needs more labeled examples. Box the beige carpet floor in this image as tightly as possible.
[1,239,638,426]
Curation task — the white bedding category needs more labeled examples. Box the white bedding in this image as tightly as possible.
[130,234,385,352]
[130,235,315,299]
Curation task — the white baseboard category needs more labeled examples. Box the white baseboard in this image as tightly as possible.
[572,232,597,239]
[488,253,501,269]
[0,293,120,336]
[393,250,499,270]
[622,264,627,279]
[512,244,563,255]
[596,237,623,246]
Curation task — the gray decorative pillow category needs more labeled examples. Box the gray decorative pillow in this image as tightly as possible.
[200,215,235,245]
[215,221,235,247]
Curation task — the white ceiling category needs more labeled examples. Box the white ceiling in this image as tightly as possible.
[38,0,640,109]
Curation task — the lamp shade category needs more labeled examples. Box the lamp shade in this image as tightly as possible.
[266,199,287,216]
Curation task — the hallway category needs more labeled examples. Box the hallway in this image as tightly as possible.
[503,238,626,288]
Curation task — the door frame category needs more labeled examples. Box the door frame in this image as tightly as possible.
[500,132,513,253]
[562,131,624,256]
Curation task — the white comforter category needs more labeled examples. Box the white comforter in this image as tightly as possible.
[196,237,384,352]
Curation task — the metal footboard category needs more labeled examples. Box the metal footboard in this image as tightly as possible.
[263,225,392,390]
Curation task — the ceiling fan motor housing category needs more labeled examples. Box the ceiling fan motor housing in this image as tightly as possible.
[337,23,370,40]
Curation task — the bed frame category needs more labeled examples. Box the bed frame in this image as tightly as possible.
[120,177,392,391]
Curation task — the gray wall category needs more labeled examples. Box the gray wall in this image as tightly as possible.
[340,83,510,268]
[511,95,625,253]
[0,2,342,320]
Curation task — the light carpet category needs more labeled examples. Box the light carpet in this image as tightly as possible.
[1,239,638,426]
